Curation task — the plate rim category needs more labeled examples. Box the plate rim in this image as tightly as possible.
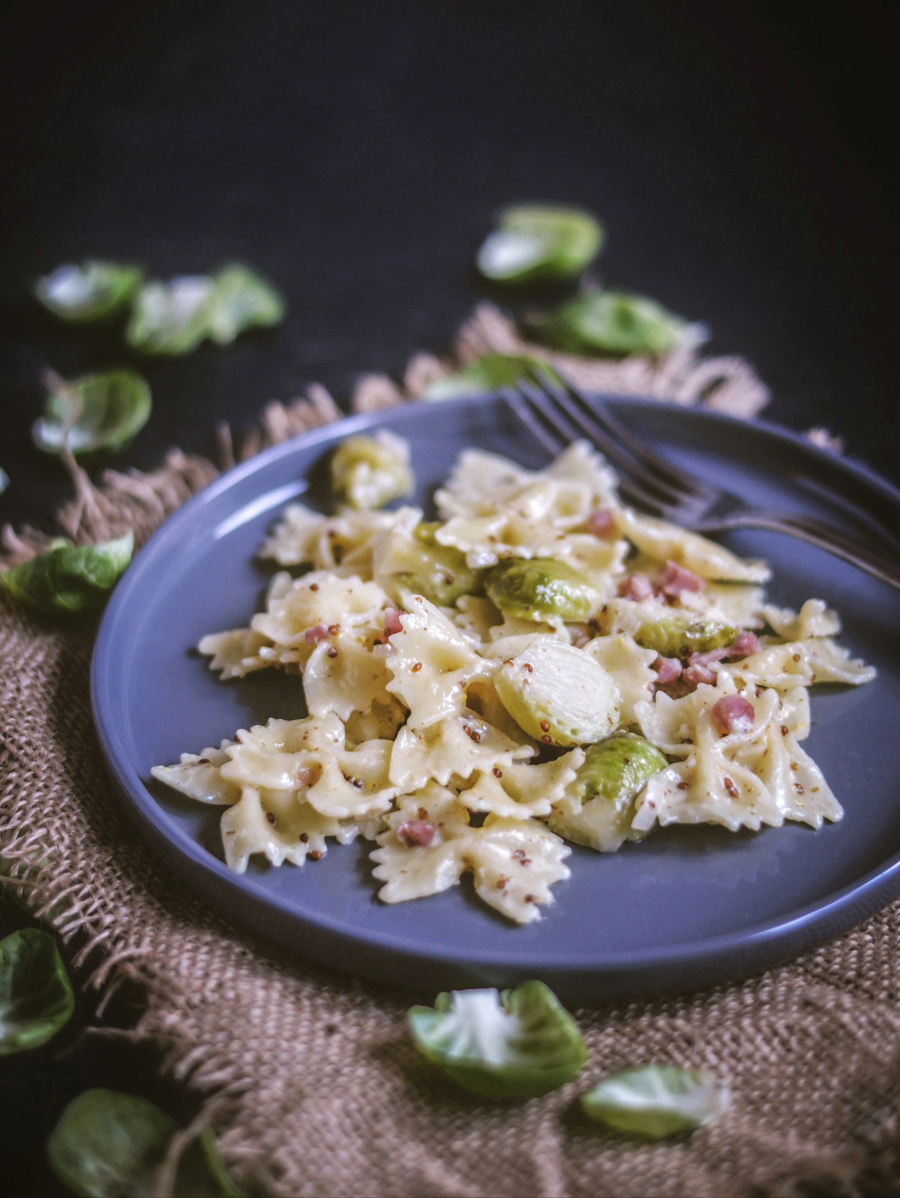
[91,393,900,997]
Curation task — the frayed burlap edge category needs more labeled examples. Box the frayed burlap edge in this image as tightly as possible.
[2,306,891,1198]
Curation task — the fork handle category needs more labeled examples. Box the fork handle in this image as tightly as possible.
[697,511,900,591]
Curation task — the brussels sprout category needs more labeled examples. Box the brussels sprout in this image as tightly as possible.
[35,260,144,322]
[486,558,599,625]
[494,636,619,746]
[1,533,133,619]
[528,290,687,357]
[476,205,603,284]
[47,1089,243,1197]
[424,354,559,401]
[380,521,483,605]
[203,264,285,344]
[32,370,151,456]
[633,611,736,657]
[580,1065,728,1138]
[408,981,587,1099]
[331,432,415,511]
[548,733,667,852]
[0,928,74,1055]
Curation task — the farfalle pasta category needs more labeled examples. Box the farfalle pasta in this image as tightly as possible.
[153,434,875,924]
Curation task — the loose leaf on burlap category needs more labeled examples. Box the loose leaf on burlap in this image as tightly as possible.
[580,1065,729,1138]
[47,1089,243,1198]
[33,370,152,456]
[423,353,560,400]
[34,260,144,322]
[409,981,587,1099]
[528,290,690,357]
[476,205,604,284]
[0,928,74,1055]
[0,533,133,619]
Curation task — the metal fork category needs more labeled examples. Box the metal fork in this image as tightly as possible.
[506,372,900,591]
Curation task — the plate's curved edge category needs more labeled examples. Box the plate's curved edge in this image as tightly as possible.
[91,394,900,1001]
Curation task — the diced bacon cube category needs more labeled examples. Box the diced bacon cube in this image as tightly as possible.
[304,623,330,644]
[689,648,728,668]
[711,694,756,735]
[618,573,654,601]
[659,560,706,597]
[383,608,404,639]
[726,631,761,659]
[587,509,617,538]
[396,820,436,848]
[683,662,717,688]
[653,656,683,685]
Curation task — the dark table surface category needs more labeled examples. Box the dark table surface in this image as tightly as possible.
[2,2,898,1192]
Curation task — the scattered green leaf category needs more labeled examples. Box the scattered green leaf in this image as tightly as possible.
[408,981,587,1099]
[424,354,558,401]
[476,205,603,284]
[528,290,688,357]
[34,261,144,322]
[0,928,74,1056]
[1,532,133,619]
[125,265,285,355]
[47,1089,243,1197]
[580,1065,729,1138]
[32,369,152,456]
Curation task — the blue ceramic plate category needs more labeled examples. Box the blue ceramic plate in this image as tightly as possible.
[92,396,900,1001]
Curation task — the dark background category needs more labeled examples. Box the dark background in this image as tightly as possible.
[1,1,897,1192]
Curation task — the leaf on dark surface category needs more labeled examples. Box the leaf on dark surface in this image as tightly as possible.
[0,928,74,1056]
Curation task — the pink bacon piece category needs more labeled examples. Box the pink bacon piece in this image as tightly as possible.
[726,631,761,659]
[711,694,756,735]
[396,821,436,848]
[383,608,404,639]
[304,623,330,645]
[683,662,717,688]
[618,573,654,602]
[659,560,706,598]
[653,656,683,685]
[587,509,617,538]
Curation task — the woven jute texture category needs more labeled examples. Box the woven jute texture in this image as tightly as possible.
[2,312,894,1197]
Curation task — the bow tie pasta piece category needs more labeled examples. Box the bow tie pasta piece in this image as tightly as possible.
[735,715,841,828]
[494,636,620,747]
[385,596,496,729]
[150,743,241,805]
[258,503,327,566]
[546,440,620,505]
[221,785,360,873]
[553,534,629,597]
[304,740,399,819]
[303,633,394,721]
[251,572,387,648]
[459,751,584,819]
[547,733,668,852]
[721,637,876,690]
[616,508,770,583]
[373,515,485,608]
[344,697,409,744]
[763,598,841,641]
[389,713,533,792]
[370,784,571,923]
[260,504,406,575]
[582,635,658,726]
[682,582,767,629]
[196,628,274,680]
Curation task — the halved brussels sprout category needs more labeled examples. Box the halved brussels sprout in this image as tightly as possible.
[476,205,603,284]
[634,611,736,657]
[494,636,620,746]
[580,1065,728,1138]
[35,260,144,322]
[408,981,587,1099]
[486,558,599,625]
[548,733,667,852]
[32,370,151,456]
[528,290,687,357]
[331,432,415,511]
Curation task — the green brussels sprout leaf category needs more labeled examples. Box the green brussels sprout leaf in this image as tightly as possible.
[424,354,560,401]
[35,261,144,323]
[580,1065,729,1138]
[529,290,688,358]
[476,205,603,284]
[634,611,736,657]
[0,928,74,1056]
[408,981,587,1099]
[485,557,598,624]
[1,532,133,619]
[331,431,414,511]
[33,369,152,456]
[47,1089,243,1198]
[204,264,285,345]
[126,265,285,355]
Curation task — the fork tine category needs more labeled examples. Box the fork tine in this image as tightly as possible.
[533,366,717,501]
[503,390,567,457]
[518,378,695,510]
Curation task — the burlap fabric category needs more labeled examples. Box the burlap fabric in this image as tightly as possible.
[2,310,893,1197]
